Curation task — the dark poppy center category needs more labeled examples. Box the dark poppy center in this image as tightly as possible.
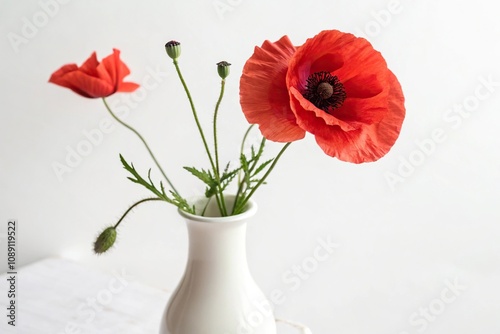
[303,71,346,113]
[317,82,334,99]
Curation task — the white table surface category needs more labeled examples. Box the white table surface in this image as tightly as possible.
[0,258,168,334]
[0,258,307,334]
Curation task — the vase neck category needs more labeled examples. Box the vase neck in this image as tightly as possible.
[186,220,248,265]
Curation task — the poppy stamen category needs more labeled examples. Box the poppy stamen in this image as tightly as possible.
[303,71,346,113]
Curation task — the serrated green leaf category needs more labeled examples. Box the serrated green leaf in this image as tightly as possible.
[253,158,274,176]
[184,166,217,186]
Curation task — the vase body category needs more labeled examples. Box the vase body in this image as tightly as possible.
[159,196,276,334]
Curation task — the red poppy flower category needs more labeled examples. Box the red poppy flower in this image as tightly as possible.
[49,49,139,98]
[240,30,405,163]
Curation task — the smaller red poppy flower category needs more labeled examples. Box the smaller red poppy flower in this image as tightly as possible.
[49,49,139,98]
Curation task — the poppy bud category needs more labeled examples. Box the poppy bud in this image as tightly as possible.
[94,226,117,254]
[165,40,181,60]
[216,61,231,79]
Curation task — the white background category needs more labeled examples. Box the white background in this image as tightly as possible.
[1,0,500,333]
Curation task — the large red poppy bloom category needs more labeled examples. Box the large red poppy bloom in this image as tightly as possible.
[49,49,139,98]
[240,30,405,163]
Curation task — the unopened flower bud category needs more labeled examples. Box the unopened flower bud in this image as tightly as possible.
[165,40,181,60]
[216,61,231,79]
[94,226,117,254]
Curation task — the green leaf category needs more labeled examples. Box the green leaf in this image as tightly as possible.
[184,166,219,199]
[253,158,274,176]
[120,154,164,199]
[183,166,216,186]
[170,191,195,214]
[120,154,193,213]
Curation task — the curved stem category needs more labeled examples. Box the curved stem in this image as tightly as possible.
[213,79,225,176]
[233,142,292,215]
[172,60,216,172]
[233,124,257,214]
[213,79,227,215]
[249,137,266,173]
[102,98,179,195]
[237,124,255,184]
[172,59,226,216]
[240,124,256,154]
[114,197,163,229]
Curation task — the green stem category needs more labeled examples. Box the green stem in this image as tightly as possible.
[233,124,257,214]
[102,98,179,195]
[232,179,245,216]
[172,60,216,171]
[249,137,266,173]
[233,142,292,215]
[234,125,265,214]
[114,197,163,229]
[237,124,255,184]
[213,79,227,215]
[172,59,227,216]
[213,79,225,176]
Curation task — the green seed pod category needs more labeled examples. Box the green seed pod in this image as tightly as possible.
[216,61,231,79]
[165,40,181,60]
[94,226,117,254]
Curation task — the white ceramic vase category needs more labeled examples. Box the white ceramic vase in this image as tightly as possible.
[159,195,277,334]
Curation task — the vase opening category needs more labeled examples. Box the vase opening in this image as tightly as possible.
[178,194,257,222]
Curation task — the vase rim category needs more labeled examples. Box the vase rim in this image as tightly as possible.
[177,195,258,223]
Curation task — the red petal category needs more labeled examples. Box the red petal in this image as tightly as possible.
[330,73,387,125]
[61,71,114,98]
[287,30,354,91]
[49,63,79,87]
[49,64,95,98]
[240,36,305,142]
[315,71,405,163]
[333,41,388,86]
[289,87,358,132]
[118,82,140,93]
[310,53,344,77]
[98,49,119,88]
[79,52,100,78]
[99,49,138,93]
